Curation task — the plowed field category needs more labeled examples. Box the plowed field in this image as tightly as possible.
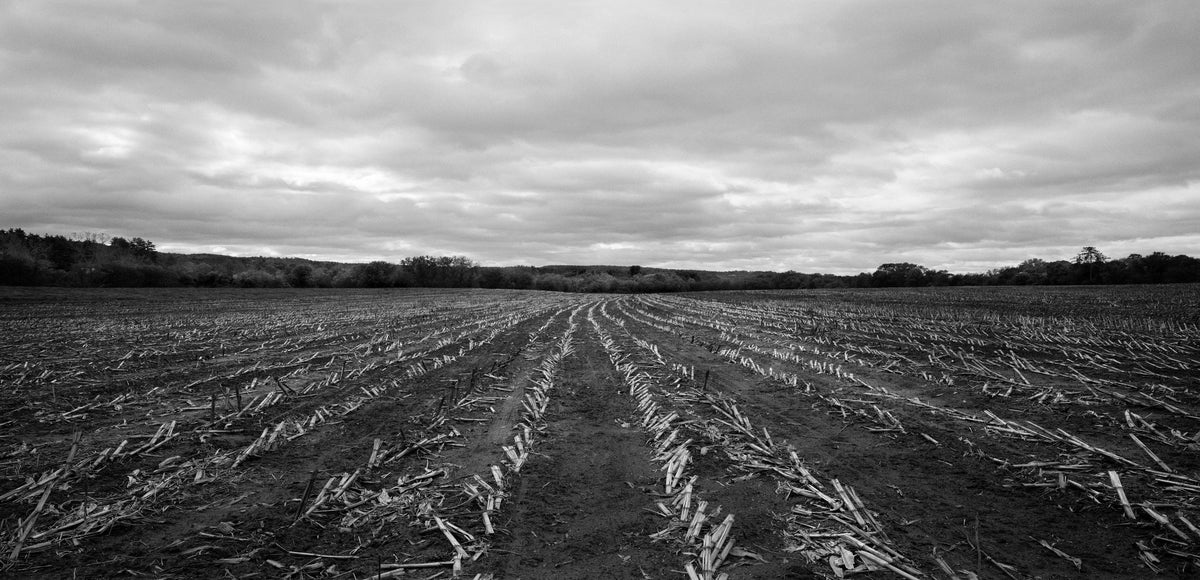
[2,286,1198,579]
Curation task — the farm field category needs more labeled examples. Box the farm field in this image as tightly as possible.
[1,285,1199,579]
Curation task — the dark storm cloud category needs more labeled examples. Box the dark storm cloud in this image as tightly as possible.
[3,1,1199,273]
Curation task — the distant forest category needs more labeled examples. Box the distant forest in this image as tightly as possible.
[3,229,1199,292]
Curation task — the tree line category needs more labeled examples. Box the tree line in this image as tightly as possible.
[852,246,1200,287]
[2,229,1198,291]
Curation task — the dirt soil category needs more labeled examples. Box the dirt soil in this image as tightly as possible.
[1,286,1198,579]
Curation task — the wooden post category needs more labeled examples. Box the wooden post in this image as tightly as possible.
[702,370,711,392]
[234,383,242,411]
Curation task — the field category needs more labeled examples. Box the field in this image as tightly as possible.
[1,285,1199,579]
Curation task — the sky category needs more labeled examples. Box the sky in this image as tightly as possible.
[2,1,1199,274]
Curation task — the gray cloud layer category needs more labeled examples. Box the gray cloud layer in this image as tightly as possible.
[3,1,1199,273]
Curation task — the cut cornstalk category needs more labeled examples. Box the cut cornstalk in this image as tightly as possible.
[434,516,469,560]
[833,480,866,527]
[367,438,382,468]
[857,549,923,580]
[676,481,693,522]
[1128,434,1172,473]
[304,476,338,517]
[10,432,80,560]
[1107,471,1136,519]
[332,469,361,499]
[491,465,504,489]
[686,501,709,542]
[1035,537,1082,570]
[482,495,495,534]
[1140,505,1191,542]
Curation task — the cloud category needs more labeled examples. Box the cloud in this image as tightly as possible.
[3,0,1199,274]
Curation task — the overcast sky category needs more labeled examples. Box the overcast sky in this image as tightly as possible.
[3,1,1199,274]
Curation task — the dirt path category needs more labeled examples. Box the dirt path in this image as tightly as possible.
[485,328,671,578]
